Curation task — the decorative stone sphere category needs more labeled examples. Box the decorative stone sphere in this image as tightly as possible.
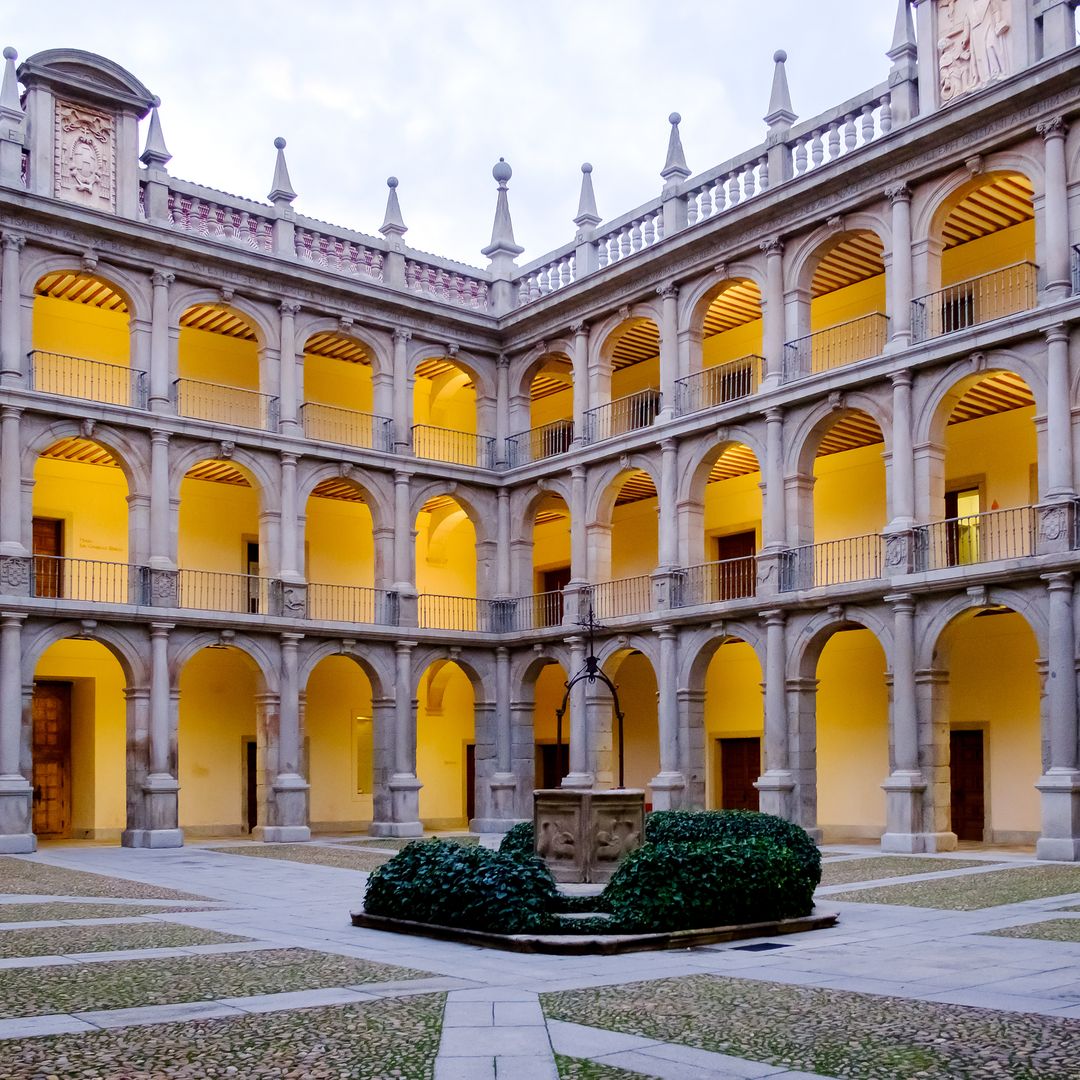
[387,176,399,189]
[774,49,788,63]
[669,112,681,125]
[2,47,16,61]
[150,95,161,108]
[581,162,593,174]
[274,137,287,150]
[492,157,512,183]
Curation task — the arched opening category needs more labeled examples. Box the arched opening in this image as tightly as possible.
[593,470,657,618]
[177,304,269,429]
[932,608,1041,845]
[31,439,132,603]
[304,479,377,622]
[178,460,264,613]
[601,649,658,800]
[509,353,574,464]
[31,272,138,407]
[412,356,485,466]
[683,279,763,413]
[532,661,571,788]
[31,638,128,841]
[416,660,476,826]
[301,332,386,450]
[918,173,1036,339]
[416,495,478,629]
[178,645,260,836]
[589,319,662,441]
[703,639,764,809]
[305,655,376,833]
[531,493,570,625]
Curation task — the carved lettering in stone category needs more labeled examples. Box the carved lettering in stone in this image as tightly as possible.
[937,0,1011,104]
[54,100,116,213]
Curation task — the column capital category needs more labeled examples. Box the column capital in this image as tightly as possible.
[1,233,25,252]
[651,623,676,639]
[496,352,510,369]
[764,405,784,423]
[570,320,588,336]
[1044,322,1070,345]
[0,404,22,421]
[150,427,171,445]
[885,181,912,204]
[279,299,302,317]
[394,468,413,485]
[151,270,175,289]
[149,622,174,636]
[1037,115,1068,141]
[496,645,510,660]
[760,608,786,627]
[659,437,677,454]
[655,282,678,300]
[280,632,304,644]
[392,328,412,345]
[884,592,917,613]
[280,451,300,467]
[395,639,418,654]
[890,369,913,389]
[1043,571,1074,592]
[0,612,27,626]
[571,464,586,480]
[759,236,784,257]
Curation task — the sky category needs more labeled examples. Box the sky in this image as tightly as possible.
[8,1,900,268]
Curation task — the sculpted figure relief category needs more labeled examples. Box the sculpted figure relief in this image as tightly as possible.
[938,0,1010,103]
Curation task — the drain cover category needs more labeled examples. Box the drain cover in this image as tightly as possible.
[730,942,791,952]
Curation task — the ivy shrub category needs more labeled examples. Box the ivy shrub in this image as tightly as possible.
[603,837,814,933]
[363,838,557,934]
[498,820,535,860]
[645,809,821,887]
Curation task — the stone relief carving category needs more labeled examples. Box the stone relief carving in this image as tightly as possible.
[1039,505,1068,543]
[54,100,116,212]
[938,0,1011,104]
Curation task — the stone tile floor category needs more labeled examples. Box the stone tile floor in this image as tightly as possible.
[0,839,1077,1077]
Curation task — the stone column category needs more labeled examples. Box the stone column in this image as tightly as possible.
[0,405,25,557]
[496,353,510,463]
[279,453,300,579]
[562,634,593,789]
[569,463,588,592]
[1038,117,1071,300]
[657,284,678,420]
[278,301,301,433]
[657,439,678,569]
[1044,326,1074,498]
[759,238,785,388]
[0,613,32,852]
[147,430,177,606]
[149,271,174,413]
[482,646,517,828]
[889,372,916,540]
[571,322,589,442]
[497,489,511,596]
[1036,573,1080,860]
[376,639,422,836]
[886,183,913,347]
[650,625,685,808]
[758,407,787,593]
[392,329,412,452]
[0,233,25,385]
[756,610,795,819]
[264,633,310,842]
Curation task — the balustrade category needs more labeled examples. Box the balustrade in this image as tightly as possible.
[674,355,762,416]
[307,583,398,625]
[674,556,757,607]
[911,263,1038,342]
[515,251,576,304]
[913,506,1035,571]
[173,378,278,430]
[780,534,884,591]
[418,593,490,631]
[29,351,147,409]
[166,189,275,251]
[177,569,272,615]
[295,227,384,281]
[31,556,145,605]
[583,388,661,444]
[505,419,574,466]
[300,402,394,452]
[411,424,497,469]
[783,313,888,381]
[404,259,490,310]
[788,92,892,179]
[587,575,653,619]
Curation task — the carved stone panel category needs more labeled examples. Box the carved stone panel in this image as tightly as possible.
[936,0,1011,104]
[534,788,645,884]
[54,99,116,212]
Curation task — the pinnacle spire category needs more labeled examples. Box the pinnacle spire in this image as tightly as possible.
[268,136,296,205]
[139,97,171,169]
[764,50,797,128]
[481,158,524,261]
[574,162,601,228]
[660,113,690,182]
[888,0,917,60]
[380,176,407,238]
[0,46,22,124]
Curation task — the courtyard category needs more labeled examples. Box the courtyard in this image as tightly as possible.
[0,839,1078,1078]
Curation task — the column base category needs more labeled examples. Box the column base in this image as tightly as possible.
[754,770,795,821]
[881,831,958,854]
[0,776,34,850]
[368,820,424,838]
[371,773,422,837]
[560,772,595,791]
[882,769,927,838]
[474,773,518,832]
[122,828,184,849]
[268,772,310,841]
[1036,769,1080,861]
[648,771,686,811]
[258,826,312,843]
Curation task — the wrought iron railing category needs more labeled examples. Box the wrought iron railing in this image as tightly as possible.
[300,402,394,452]
[911,262,1037,342]
[417,592,492,631]
[411,425,497,469]
[30,556,146,605]
[505,419,575,467]
[780,533,884,591]
[486,591,565,632]
[913,506,1035,571]
[675,355,763,416]
[177,569,273,614]
[307,583,399,625]
[29,351,147,409]
[586,575,653,619]
[783,313,888,380]
[173,378,278,430]
[1072,245,1080,295]
[583,388,662,444]
[674,556,757,607]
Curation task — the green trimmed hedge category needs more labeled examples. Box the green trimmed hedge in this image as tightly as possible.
[498,820,535,860]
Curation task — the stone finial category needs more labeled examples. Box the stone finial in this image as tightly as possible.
[574,162,601,228]
[660,113,690,182]
[888,0,917,61]
[268,136,296,204]
[764,50,797,129]
[139,96,171,169]
[0,46,22,123]
[380,176,407,238]
[481,157,524,261]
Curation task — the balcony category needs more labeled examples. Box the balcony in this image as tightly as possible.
[913,506,1035,571]
[31,555,146,605]
[783,313,888,381]
[412,425,497,469]
[780,534,884,591]
[675,355,762,416]
[307,582,398,625]
[418,592,490,631]
[911,262,1037,342]
[29,351,147,409]
[300,402,394,452]
[587,575,653,619]
[1073,245,1080,294]
[674,556,757,607]
[177,569,274,614]
[505,419,575,467]
[583,388,662,444]
[174,378,278,430]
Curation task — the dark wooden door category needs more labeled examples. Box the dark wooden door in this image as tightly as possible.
[244,739,258,833]
[32,517,64,598]
[32,681,72,837]
[713,531,757,600]
[245,541,260,613]
[718,737,761,811]
[540,566,571,626]
[951,730,985,842]
[537,743,570,788]
[465,743,476,822]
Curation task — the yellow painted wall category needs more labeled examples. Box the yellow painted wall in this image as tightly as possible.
[303,354,373,413]
[817,628,889,837]
[32,296,130,364]
[532,511,571,587]
[178,327,259,390]
[702,320,764,367]
[533,662,568,748]
[305,496,374,587]
[704,471,763,553]
[414,369,477,433]
[703,641,763,808]
[610,652,659,796]
[417,662,475,825]
[611,355,660,401]
[178,477,260,573]
[530,386,573,430]
[943,406,1036,510]
[948,611,1040,838]
[941,220,1035,286]
[611,497,658,579]
[811,273,886,329]
[178,648,256,832]
[416,506,476,597]
[814,443,887,542]
[306,656,373,828]
[33,457,129,564]
[34,638,127,838]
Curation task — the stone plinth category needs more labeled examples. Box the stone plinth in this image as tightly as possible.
[533,788,645,884]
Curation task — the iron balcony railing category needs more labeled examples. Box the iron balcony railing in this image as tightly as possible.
[487,591,564,632]
[178,569,274,614]
[583,388,661,444]
[30,556,147,605]
[674,355,763,416]
[913,506,1035,572]
[587,575,653,619]
[505,419,575,467]
[307,583,399,625]
[1072,245,1080,295]
[418,592,492,631]
[911,262,1037,342]
[673,556,757,607]
[29,351,147,409]
[173,378,278,430]
[300,402,394,452]
[412,425,498,469]
[783,313,888,381]
[780,533,884,591]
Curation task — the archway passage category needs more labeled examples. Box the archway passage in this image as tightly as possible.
[592,470,657,618]
[590,319,662,440]
[511,354,574,464]
[412,357,485,466]
[530,494,570,625]
[683,280,763,413]
[305,480,377,622]
[533,661,571,788]
[31,272,136,407]
[416,496,478,629]
[301,333,386,450]
[602,649,659,800]
[416,660,475,826]
[703,640,763,809]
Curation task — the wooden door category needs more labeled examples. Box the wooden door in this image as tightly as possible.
[32,681,72,837]
[718,737,761,811]
[244,739,258,833]
[32,517,64,599]
[950,730,985,842]
[713,531,757,600]
[536,743,570,789]
[540,567,571,626]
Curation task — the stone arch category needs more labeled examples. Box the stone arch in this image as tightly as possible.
[595,633,663,675]
[22,421,148,495]
[512,645,573,692]
[677,264,765,335]
[511,338,576,405]
[407,342,495,404]
[679,623,766,690]
[298,640,392,695]
[511,479,574,531]
[411,650,491,705]
[295,316,393,383]
[785,214,891,295]
[170,444,277,507]
[790,606,893,681]
[297,464,392,534]
[170,287,276,351]
[169,632,278,693]
[588,301,664,369]
[25,256,148,325]
[21,620,147,686]
[678,431,765,507]
[409,482,493,547]
[587,455,661,525]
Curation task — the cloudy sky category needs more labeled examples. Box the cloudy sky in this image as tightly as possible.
[11,1,900,267]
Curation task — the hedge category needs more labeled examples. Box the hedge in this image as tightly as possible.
[498,820,535,860]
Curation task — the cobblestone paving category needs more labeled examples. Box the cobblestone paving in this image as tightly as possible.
[830,863,1080,908]
[0,902,221,923]
[555,1053,650,1079]
[0,994,445,1079]
[819,855,990,887]
[0,857,207,900]
[0,948,430,1019]
[346,834,478,850]
[0,921,247,958]
[542,974,1080,1079]
[208,844,392,871]
[988,917,1080,942]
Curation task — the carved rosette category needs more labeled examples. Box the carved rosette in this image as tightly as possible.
[54,99,116,212]
[936,0,1011,104]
